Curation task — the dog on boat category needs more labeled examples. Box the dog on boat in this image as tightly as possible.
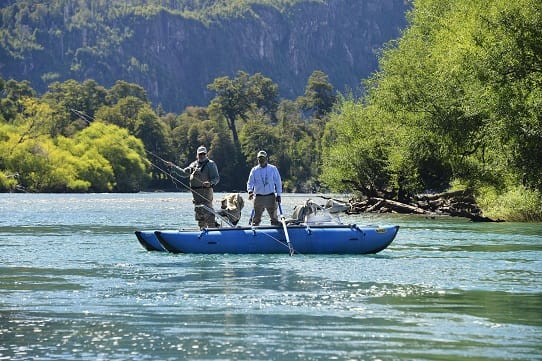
[218,193,244,225]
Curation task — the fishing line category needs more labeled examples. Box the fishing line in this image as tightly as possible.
[70,109,305,253]
[70,109,202,196]
[71,108,245,231]
[249,225,303,256]
[244,203,301,255]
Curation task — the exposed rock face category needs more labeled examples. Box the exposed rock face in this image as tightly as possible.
[1,0,408,112]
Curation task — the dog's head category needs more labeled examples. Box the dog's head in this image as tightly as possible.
[221,197,228,209]
[221,193,244,211]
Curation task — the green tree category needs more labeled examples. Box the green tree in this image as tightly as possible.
[0,123,23,191]
[169,106,209,165]
[323,0,541,219]
[8,98,56,149]
[275,99,319,191]
[239,119,281,167]
[246,72,279,122]
[207,71,251,149]
[472,0,542,192]
[207,71,281,189]
[57,135,115,192]
[134,106,171,155]
[320,99,396,196]
[74,122,150,192]
[0,78,37,122]
[207,121,238,191]
[207,71,279,149]
[95,96,146,132]
[107,80,148,104]
[133,106,172,187]
[298,70,336,118]
[43,79,108,135]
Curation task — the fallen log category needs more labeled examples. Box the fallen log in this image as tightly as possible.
[349,197,433,215]
[365,199,385,213]
[372,197,432,214]
[415,189,472,200]
[346,191,503,221]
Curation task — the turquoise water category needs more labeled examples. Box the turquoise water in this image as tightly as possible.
[1,193,541,360]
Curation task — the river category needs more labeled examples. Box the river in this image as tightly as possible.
[1,193,541,360]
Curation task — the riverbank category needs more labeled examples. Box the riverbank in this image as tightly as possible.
[346,190,503,222]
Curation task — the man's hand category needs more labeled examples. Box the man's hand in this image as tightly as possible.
[276,195,281,203]
[203,181,211,188]
[248,192,254,200]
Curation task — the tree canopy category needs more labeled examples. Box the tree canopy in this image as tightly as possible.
[0,72,322,193]
[321,0,542,220]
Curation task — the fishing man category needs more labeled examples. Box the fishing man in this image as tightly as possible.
[166,145,220,229]
[246,150,282,226]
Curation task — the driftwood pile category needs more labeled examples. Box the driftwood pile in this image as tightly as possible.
[346,189,501,222]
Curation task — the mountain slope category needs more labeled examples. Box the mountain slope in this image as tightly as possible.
[0,0,408,112]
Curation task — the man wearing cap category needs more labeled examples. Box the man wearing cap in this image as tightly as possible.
[247,150,283,226]
[165,145,220,229]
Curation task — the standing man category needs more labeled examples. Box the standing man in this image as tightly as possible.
[166,145,220,229]
[247,150,282,226]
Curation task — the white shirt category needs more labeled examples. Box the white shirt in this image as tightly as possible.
[247,164,282,196]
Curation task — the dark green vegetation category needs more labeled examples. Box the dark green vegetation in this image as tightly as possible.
[320,0,542,221]
[0,71,331,194]
[1,0,541,221]
[0,0,407,112]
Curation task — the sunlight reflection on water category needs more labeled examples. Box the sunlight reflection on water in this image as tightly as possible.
[1,193,541,360]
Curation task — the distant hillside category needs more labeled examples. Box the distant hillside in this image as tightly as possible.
[0,0,408,112]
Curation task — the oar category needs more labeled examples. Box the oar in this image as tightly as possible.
[278,202,294,256]
[248,208,255,226]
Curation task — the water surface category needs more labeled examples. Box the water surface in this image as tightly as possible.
[1,193,541,360]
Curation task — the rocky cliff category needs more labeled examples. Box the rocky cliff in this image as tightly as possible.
[0,0,408,112]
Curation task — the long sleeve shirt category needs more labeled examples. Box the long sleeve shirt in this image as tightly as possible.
[173,158,219,188]
[247,164,282,196]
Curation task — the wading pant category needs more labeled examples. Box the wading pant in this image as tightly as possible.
[192,187,215,229]
[252,194,279,226]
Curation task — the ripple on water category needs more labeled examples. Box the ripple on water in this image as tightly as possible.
[1,193,541,361]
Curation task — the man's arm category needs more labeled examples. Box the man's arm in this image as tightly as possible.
[208,161,220,187]
[273,166,282,196]
[164,161,190,177]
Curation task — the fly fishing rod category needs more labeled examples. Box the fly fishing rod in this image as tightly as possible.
[70,109,302,253]
[70,109,215,203]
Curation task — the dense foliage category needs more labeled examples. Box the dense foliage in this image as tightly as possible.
[0,70,329,193]
[321,0,542,221]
